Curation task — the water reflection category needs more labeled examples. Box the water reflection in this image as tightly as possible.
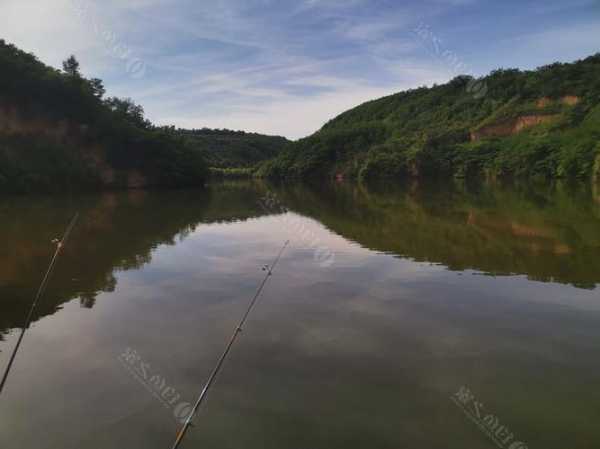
[275,180,600,289]
[2,180,598,339]
[0,182,272,338]
[1,180,599,449]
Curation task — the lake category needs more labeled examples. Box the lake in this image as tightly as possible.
[1,180,599,449]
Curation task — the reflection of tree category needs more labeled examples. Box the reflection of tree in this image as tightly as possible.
[79,293,96,309]
[0,183,272,338]
[4,179,597,342]
[274,180,600,290]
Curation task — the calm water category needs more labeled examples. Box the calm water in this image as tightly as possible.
[1,180,599,449]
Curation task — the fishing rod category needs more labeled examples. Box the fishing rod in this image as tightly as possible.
[170,239,290,449]
[0,213,79,395]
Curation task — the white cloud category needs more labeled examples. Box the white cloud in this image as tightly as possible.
[150,62,448,139]
[156,84,392,138]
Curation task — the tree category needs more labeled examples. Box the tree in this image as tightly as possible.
[104,97,150,129]
[62,55,80,77]
[89,78,105,99]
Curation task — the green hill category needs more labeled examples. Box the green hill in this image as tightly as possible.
[259,54,600,182]
[177,128,289,169]
[0,40,210,193]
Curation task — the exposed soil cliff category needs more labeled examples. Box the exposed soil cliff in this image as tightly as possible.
[561,95,581,106]
[470,94,581,143]
[0,105,72,140]
[536,95,581,108]
[470,114,558,141]
[0,106,148,189]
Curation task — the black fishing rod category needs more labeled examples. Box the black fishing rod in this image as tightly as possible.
[0,213,79,395]
[171,239,290,449]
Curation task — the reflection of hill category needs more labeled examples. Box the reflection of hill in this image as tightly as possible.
[274,181,600,290]
[0,183,271,338]
[3,179,597,340]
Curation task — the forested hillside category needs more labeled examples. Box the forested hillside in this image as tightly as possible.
[259,54,600,182]
[0,40,209,192]
[178,128,288,168]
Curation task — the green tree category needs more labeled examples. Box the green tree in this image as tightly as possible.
[62,55,81,77]
[104,97,150,129]
[89,78,105,99]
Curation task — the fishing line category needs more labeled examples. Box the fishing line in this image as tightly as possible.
[0,213,79,395]
[170,239,290,449]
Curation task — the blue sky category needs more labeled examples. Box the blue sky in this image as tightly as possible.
[2,0,599,138]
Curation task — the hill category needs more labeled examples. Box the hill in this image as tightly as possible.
[258,54,600,182]
[177,128,289,169]
[0,41,209,193]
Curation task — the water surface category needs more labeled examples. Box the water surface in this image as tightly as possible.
[1,180,599,449]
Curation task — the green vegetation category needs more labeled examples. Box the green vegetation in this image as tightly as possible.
[177,128,288,169]
[0,40,209,192]
[3,39,598,189]
[259,54,600,182]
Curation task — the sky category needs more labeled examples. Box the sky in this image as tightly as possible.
[1,0,599,139]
